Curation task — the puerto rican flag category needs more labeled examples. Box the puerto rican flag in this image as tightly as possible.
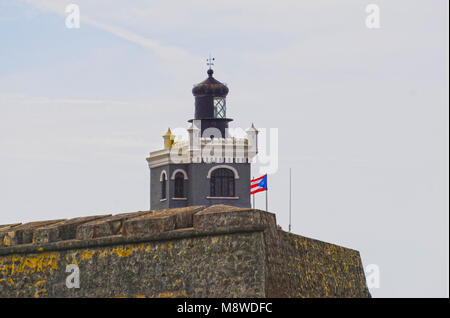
[251,174,268,195]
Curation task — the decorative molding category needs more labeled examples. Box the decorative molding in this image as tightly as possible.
[147,136,258,168]
[206,165,240,179]
[159,170,168,181]
[170,169,188,180]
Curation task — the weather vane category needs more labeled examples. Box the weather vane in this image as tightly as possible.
[207,54,215,70]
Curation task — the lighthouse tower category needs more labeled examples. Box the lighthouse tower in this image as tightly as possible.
[146,63,258,210]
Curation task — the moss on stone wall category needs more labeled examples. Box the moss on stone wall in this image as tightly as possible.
[265,231,370,297]
[0,205,370,298]
[0,232,266,298]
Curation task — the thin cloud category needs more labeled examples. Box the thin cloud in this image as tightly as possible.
[22,0,198,67]
[0,93,130,106]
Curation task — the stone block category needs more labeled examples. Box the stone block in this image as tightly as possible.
[76,211,150,240]
[193,204,276,230]
[123,215,175,236]
[0,219,66,247]
[32,215,111,244]
[123,206,205,236]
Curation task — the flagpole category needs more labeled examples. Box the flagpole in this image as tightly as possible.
[265,174,268,211]
[252,175,255,209]
[289,168,292,232]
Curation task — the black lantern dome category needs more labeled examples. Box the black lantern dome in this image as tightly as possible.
[192,69,229,97]
[189,68,232,138]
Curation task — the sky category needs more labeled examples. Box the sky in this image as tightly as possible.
[0,0,448,297]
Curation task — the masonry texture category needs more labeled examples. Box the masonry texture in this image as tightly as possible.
[0,205,370,298]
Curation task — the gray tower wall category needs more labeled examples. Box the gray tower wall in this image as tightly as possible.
[150,163,250,211]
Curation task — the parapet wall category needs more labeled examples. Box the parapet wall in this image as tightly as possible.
[0,205,370,298]
[265,231,370,297]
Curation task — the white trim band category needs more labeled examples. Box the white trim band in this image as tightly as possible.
[206,196,240,200]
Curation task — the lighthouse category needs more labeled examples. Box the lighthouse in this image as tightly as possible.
[147,62,258,210]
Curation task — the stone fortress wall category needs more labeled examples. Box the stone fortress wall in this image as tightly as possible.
[0,205,370,298]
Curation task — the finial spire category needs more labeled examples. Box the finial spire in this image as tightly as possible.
[206,54,215,71]
[163,128,174,149]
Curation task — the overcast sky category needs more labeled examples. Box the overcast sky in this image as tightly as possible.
[0,0,448,297]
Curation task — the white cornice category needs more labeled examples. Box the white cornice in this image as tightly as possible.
[147,136,257,168]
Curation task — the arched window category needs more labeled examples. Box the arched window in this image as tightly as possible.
[160,170,167,200]
[174,172,185,198]
[161,178,167,199]
[210,168,235,197]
